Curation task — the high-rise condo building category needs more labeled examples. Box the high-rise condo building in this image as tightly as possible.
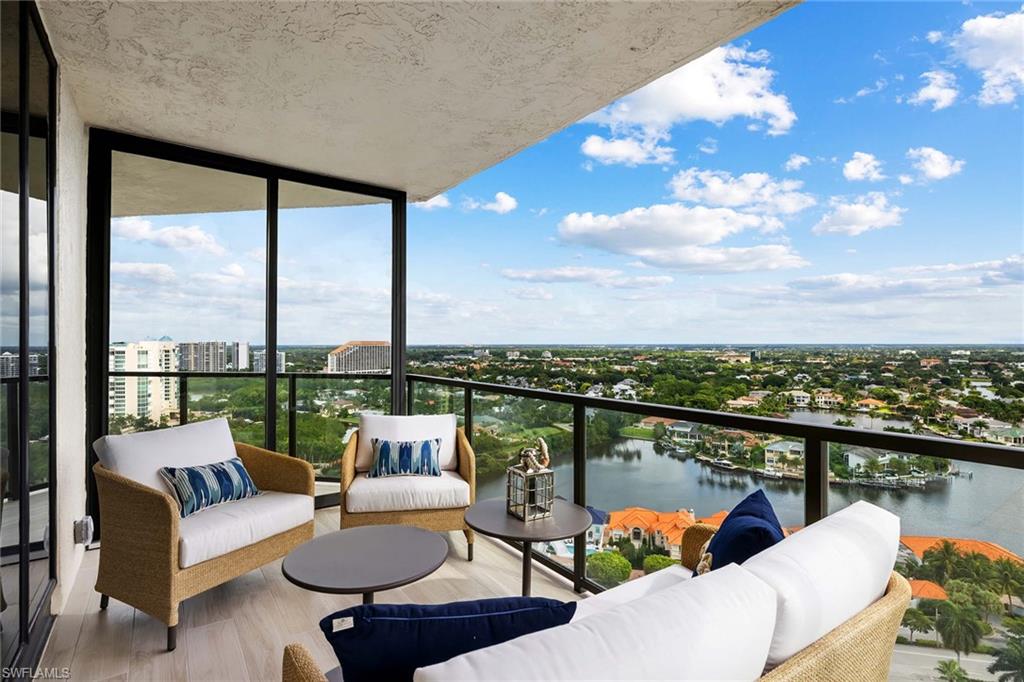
[178,341,250,372]
[326,341,390,374]
[0,352,41,378]
[252,349,286,373]
[108,340,178,422]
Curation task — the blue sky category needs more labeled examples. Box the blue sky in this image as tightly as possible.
[106,2,1023,346]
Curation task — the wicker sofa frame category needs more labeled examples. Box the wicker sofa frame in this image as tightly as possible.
[282,521,910,682]
[93,442,315,651]
[338,426,476,559]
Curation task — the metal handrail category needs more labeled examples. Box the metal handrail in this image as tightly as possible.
[406,373,1022,469]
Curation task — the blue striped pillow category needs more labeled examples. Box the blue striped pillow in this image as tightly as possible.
[367,438,442,478]
[158,457,261,518]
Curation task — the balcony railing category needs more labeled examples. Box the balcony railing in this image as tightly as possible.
[102,369,1024,596]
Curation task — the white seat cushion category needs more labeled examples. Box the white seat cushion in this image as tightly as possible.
[178,491,313,568]
[414,564,777,681]
[573,563,691,621]
[345,471,470,514]
[93,418,237,492]
[356,414,458,472]
[743,500,900,667]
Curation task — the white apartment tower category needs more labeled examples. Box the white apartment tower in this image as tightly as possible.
[327,341,390,374]
[252,349,286,373]
[178,341,249,372]
[108,340,179,423]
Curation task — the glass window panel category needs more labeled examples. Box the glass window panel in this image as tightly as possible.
[185,377,264,447]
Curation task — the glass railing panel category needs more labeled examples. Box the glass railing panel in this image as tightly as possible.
[0,381,18,654]
[288,377,389,483]
[185,376,265,447]
[826,446,1024,680]
[471,391,574,571]
[584,408,805,588]
[410,382,465,426]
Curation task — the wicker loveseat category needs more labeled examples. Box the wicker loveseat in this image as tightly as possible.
[92,418,315,651]
[282,501,910,682]
[339,414,476,560]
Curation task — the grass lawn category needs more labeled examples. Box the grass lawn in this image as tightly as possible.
[619,426,657,440]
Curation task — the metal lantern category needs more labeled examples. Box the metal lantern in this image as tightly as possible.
[506,464,554,521]
[506,438,554,521]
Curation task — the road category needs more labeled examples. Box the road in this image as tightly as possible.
[889,643,996,681]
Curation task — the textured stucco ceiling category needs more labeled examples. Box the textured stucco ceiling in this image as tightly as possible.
[37,1,796,207]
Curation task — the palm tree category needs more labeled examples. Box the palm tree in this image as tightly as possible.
[925,540,962,585]
[936,659,969,682]
[937,600,984,662]
[959,551,994,585]
[993,558,1024,614]
[902,607,934,643]
[988,636,1024,682]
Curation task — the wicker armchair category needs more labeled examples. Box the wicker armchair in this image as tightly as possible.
[93,441,314,651]
[339,425,476,559]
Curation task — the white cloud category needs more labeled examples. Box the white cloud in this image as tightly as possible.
[842,152,886,182]
[464,192,518,214]
[500,266,673,289]
[110,262,177,284]
[926,30,944,44]
[907,70,959,110]
[784,154,810,171]
[414,194,451,210]
[898,174,914,185]
[906,146,965,181]
[557,203,805,273]
[812,192,906,236]
[220,263,246,278]
[580,134,674,166]
[952,7,1024,105]
[508,286,554,301]
[698,137,719,155]
[111,216,226,256]
[581,44,795,166]
[835,79,888,104]
[245,247,266,264]
[669,168,815,215]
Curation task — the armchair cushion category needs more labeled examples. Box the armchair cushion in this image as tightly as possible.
[743,500,899,667]
[178,490,313,568]
[356,415,458,472]
[93,418,237,491]
[345,471,470,514]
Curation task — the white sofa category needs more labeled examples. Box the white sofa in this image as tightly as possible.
[414,500,903,681]
[92,418,316,650]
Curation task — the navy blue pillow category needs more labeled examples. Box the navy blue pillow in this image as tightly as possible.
[695,489,784,576]
[319,597,576,682]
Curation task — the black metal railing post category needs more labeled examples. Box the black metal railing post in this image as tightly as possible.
[178,375,188,425]
[804,436,828,525]
[406,378,415,415]
[572,401,587,592]
[288,374,297,457]
[463,386,473,445]
[5,382,20,501]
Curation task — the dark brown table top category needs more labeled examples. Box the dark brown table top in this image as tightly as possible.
[465,498,592,543]
[281,525,448,595]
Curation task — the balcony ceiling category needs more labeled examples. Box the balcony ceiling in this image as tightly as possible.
[38,1,795,212]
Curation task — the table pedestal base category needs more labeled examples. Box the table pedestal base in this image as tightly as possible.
[521,541,532,597]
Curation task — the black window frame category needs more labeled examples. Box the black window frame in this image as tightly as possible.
[85,129,407,530]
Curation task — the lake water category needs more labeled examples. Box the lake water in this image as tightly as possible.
[479,437,1024,556]
[786,408,915,431]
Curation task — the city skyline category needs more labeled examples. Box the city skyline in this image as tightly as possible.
[105,2,1022,346]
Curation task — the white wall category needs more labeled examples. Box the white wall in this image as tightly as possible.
[50,70,88,613]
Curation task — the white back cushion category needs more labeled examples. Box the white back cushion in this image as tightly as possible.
[414,564,777,681]
[355,414,458,472]
[93,418,237,492]
[743,500,899,667]
[572,563,692,621]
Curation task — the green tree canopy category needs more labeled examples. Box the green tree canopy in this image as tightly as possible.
[643,554,676,575]
[587,551,632,588]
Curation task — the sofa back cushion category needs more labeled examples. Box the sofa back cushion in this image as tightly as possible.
[93,417,237,492]
[356,414,457,472]
[742,500,899,668]
[414,564,777,681]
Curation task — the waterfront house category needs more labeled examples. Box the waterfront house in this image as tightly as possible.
[785,389,811,407]
[855,398,887,411]
[586,507,609,549]
[814,389,845,409]
[639,416,678,428]
[668,421,703,442]
[900,537,1024,565]
[986,425,1024,446]
[920,358,942,369]
[765,441,805,472]
[908,579,948,605]
[725,395,762,409]
[604,507,696,560]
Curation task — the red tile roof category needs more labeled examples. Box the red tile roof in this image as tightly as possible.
[900,536,1023,564]
[909,579,948,601]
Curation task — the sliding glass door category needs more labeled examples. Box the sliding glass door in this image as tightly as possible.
[0,1,57,667]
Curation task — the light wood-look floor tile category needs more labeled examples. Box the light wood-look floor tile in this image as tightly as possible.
[38,507,582,681]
